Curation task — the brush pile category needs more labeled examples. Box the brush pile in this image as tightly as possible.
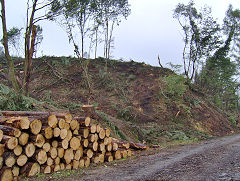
[0,105,148,180]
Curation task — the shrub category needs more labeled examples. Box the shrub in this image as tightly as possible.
[163,74,187,98]
[0,84,40,111]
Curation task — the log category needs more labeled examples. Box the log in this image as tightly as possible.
[112,138,130,149]
[62,113,72,124]
[57,147,65,158]
[16,154,28,167]
[0,116,30,130]
[66,129,73,141]
[65,164,72,170]
[74,147,83,161]
[60,163,65,170]
[0,144,4,156]
[58,119,65,129]
[0,167,13,181]
[12,166,20,177]
[44,127,53,139]
[121,150,128,159]
[53,127,61,138]
[64,148,74,164]
[25,143,36,158]
[70,120,79,131]
[51,140,58,148]
[112,142,118,151]
[47,157,54,166]
[98,154,105,163]
[127,149,133,157]
[48,115,58,128]
[114,150,122,160]
[82,139,89,148]
[106,143,112,152]
[20,162,40,177]
[79,128,89,139]
[64,122,70,130]
[84,157,90,168]
[105,128,111,137]
[0,111,71,120]
[0,130,3,142]
[90,124,97,133]
[3,152,16,168]
[84,149,93,159]
[79,159,85,168]
[0,156,3,169]
[31,134,45,148]
[30,119,42,135]
[18,133,29,146]
[13,145,22,156]
[73,129,79,135]
[88,142,98,152]
[92,156,99,164]
[72,160,79,169]
[55,157,60,165]
[0,125,21,137]
[61,138,69,149]
[99,143,105,153]
[89,134,96,143]
[82,105,95,116]
[96,124,101,133]
[36,150,47,165]
[2,136,18,150]
[42,142,51,152]
[41,165,51,174]
[60,129,68,140]
[49,147,58,159]
[54,164,61,172]
[129,142,149,150]
[70,137,81,150]
[105,153,113,162]
[99,128,105,139]
[75,117,91,127]
[103,137,110,145]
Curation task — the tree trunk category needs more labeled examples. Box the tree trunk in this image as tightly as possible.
[0,0,20,92]
[23,0,38,95]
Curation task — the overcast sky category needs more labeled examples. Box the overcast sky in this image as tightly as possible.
[3,0,240,67]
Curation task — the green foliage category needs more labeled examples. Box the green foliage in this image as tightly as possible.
[116,106,136,123]
[97,111,128,141]
[0,84,40,111]
[163,74,187,98]
[165,130,190,141]
[173,1,220,80]
[228,114,238,127]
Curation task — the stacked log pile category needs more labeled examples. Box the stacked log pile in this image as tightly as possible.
[0,106,148,180]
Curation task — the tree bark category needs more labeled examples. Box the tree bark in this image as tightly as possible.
[0,0,20,92]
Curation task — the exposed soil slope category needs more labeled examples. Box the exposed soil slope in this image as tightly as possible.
[0,57,237,144]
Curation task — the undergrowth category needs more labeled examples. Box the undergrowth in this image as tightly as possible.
[0,84,41,111]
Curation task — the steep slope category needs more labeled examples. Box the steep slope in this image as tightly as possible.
[0,56,237,145]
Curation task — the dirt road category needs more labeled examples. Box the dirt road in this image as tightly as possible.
[63,134,240,181]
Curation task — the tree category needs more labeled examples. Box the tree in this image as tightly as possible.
[96,0,130,59]
[1,0,59,94]
[0,0,20,91]
[199,5,240,111]
[173,1,220,81]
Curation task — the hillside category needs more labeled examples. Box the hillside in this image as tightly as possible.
[0,56,237,145]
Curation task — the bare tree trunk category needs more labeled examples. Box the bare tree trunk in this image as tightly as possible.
[107,21,115,60]
[95,26,98,59]
[23,0,38,95]
[0,0,20,92]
